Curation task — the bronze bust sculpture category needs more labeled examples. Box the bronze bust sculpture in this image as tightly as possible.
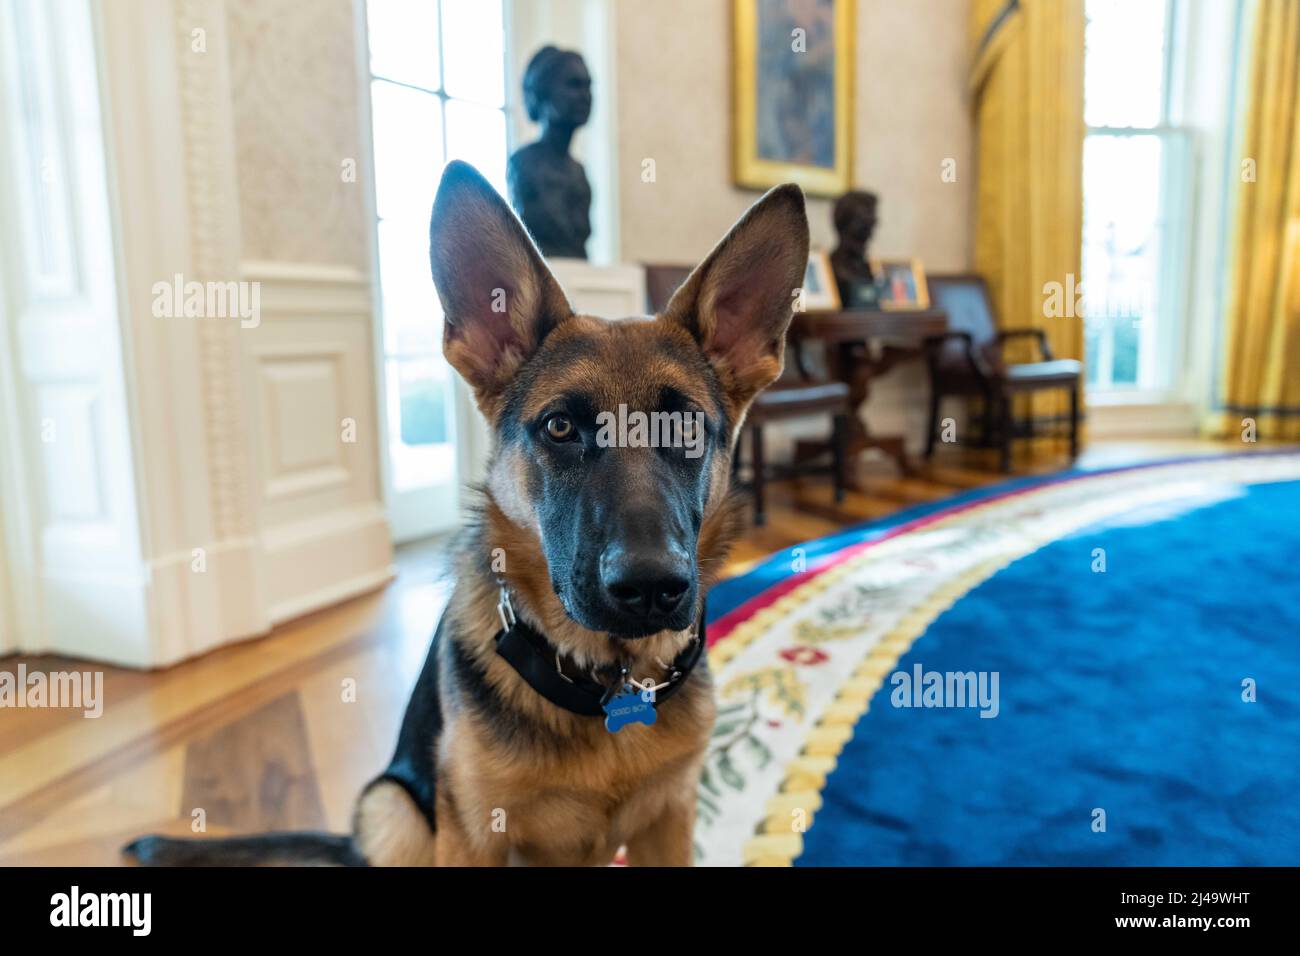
[506,46,593,260]
[830,190,880,308]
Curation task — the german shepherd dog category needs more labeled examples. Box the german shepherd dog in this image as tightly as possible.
[126,161,808,866]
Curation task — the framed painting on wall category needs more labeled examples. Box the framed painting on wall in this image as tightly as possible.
[732,0,853,197]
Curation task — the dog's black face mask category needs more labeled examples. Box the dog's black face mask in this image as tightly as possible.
[428,161,808,639]
[501,325,726,638]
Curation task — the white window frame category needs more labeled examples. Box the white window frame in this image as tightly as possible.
[1083,0,1193,404]
[357,0,511,543]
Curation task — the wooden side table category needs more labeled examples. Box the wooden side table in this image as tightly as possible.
[789,308,948,480]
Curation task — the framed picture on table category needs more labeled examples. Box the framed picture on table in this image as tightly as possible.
[801,250,841,311]
[872,258,930,310]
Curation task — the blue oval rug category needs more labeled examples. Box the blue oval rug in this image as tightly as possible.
[798,477,1300,865]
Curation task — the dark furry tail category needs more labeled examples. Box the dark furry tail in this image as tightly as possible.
[122,832,367,867]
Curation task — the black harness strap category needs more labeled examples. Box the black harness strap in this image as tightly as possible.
[493,605,707,718]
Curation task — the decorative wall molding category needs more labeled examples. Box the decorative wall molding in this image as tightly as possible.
[0,286,36,656]
[98,0,251,665]
[146,536,261,666]
[143,502,395,667]
[238,255,392,649]
[241,260,370,285]
[174,0,257,544]
[241,259,371,316]
[254,341,350,500]
[260,503,393,625]
[0,562,14,656]
[1085,400,1198,439]
[80,0,393,667]
[547,260,647,319]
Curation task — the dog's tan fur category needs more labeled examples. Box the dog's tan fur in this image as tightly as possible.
[351,164,806,868]
[355,319,747,866]
[359,163,807,866]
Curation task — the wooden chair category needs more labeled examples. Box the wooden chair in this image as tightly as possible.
[644,264,851,525]
[923,274,1082,472]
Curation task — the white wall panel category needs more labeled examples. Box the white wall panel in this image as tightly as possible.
[2,0,400,667]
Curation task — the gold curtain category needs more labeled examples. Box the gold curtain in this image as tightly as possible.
[1210,0,1300,442]
[968,0,1086,422]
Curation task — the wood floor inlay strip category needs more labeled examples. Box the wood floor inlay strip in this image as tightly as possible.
[0,626,388,842]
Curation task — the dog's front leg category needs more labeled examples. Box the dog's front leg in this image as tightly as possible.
[433,791,511,866]
[624,796,697,867]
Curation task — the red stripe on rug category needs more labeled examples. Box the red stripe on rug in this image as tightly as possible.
[707,477,1065,646]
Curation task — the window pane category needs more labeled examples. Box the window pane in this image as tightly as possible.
[1084,0,1167,128]
[386,357,456,491]
[370,79,443,224]
[1084,322,1102,387]
[1110,321,1139,386]
[444,98,507,195]
[440,0,505,106]
[1082,134,1163,388]
[367,0,440,90]
[378,218,442,357]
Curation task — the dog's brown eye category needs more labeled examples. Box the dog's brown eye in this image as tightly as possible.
[544,414,576,442]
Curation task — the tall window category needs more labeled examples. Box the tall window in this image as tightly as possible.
[1082,0,1189,395]
[365,0,507,538]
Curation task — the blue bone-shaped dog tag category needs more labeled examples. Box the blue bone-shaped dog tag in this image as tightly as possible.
[603,684,657,733]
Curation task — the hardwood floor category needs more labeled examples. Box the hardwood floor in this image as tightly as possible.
[0,437,1272,864]
[725,436,1254,567]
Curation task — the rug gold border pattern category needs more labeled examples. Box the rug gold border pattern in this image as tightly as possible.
[702,460,1282,865]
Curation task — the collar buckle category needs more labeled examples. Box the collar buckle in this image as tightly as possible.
[497,585,517,633]
[492,589,707,718]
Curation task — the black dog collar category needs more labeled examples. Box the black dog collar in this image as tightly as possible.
[493,591,707,718]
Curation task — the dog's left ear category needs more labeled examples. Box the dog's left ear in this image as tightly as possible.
[661,183,809,414]
[429,160,572,414]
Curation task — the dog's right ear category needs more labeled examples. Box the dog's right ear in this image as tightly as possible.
[429,161,572,413]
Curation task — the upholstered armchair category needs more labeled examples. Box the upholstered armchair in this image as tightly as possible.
[924,274,1082,472]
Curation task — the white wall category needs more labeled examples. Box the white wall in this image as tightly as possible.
[614,0,973,270]
[429,0,975,466]
[613,0,974,456]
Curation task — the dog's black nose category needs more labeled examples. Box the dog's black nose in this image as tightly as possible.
[599,551,692,626]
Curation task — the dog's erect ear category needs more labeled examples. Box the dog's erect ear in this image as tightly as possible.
[661,184,809,413]
[429,161,572,411]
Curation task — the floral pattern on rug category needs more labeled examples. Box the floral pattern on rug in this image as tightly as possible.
[693,454,1300,865]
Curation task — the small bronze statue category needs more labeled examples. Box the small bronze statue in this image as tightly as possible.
[830,190,880,308]
[506,46,593,260]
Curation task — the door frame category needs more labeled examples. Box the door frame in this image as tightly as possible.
[0,3,44,657]
[0,260,33,657]
[353,0,469,544]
